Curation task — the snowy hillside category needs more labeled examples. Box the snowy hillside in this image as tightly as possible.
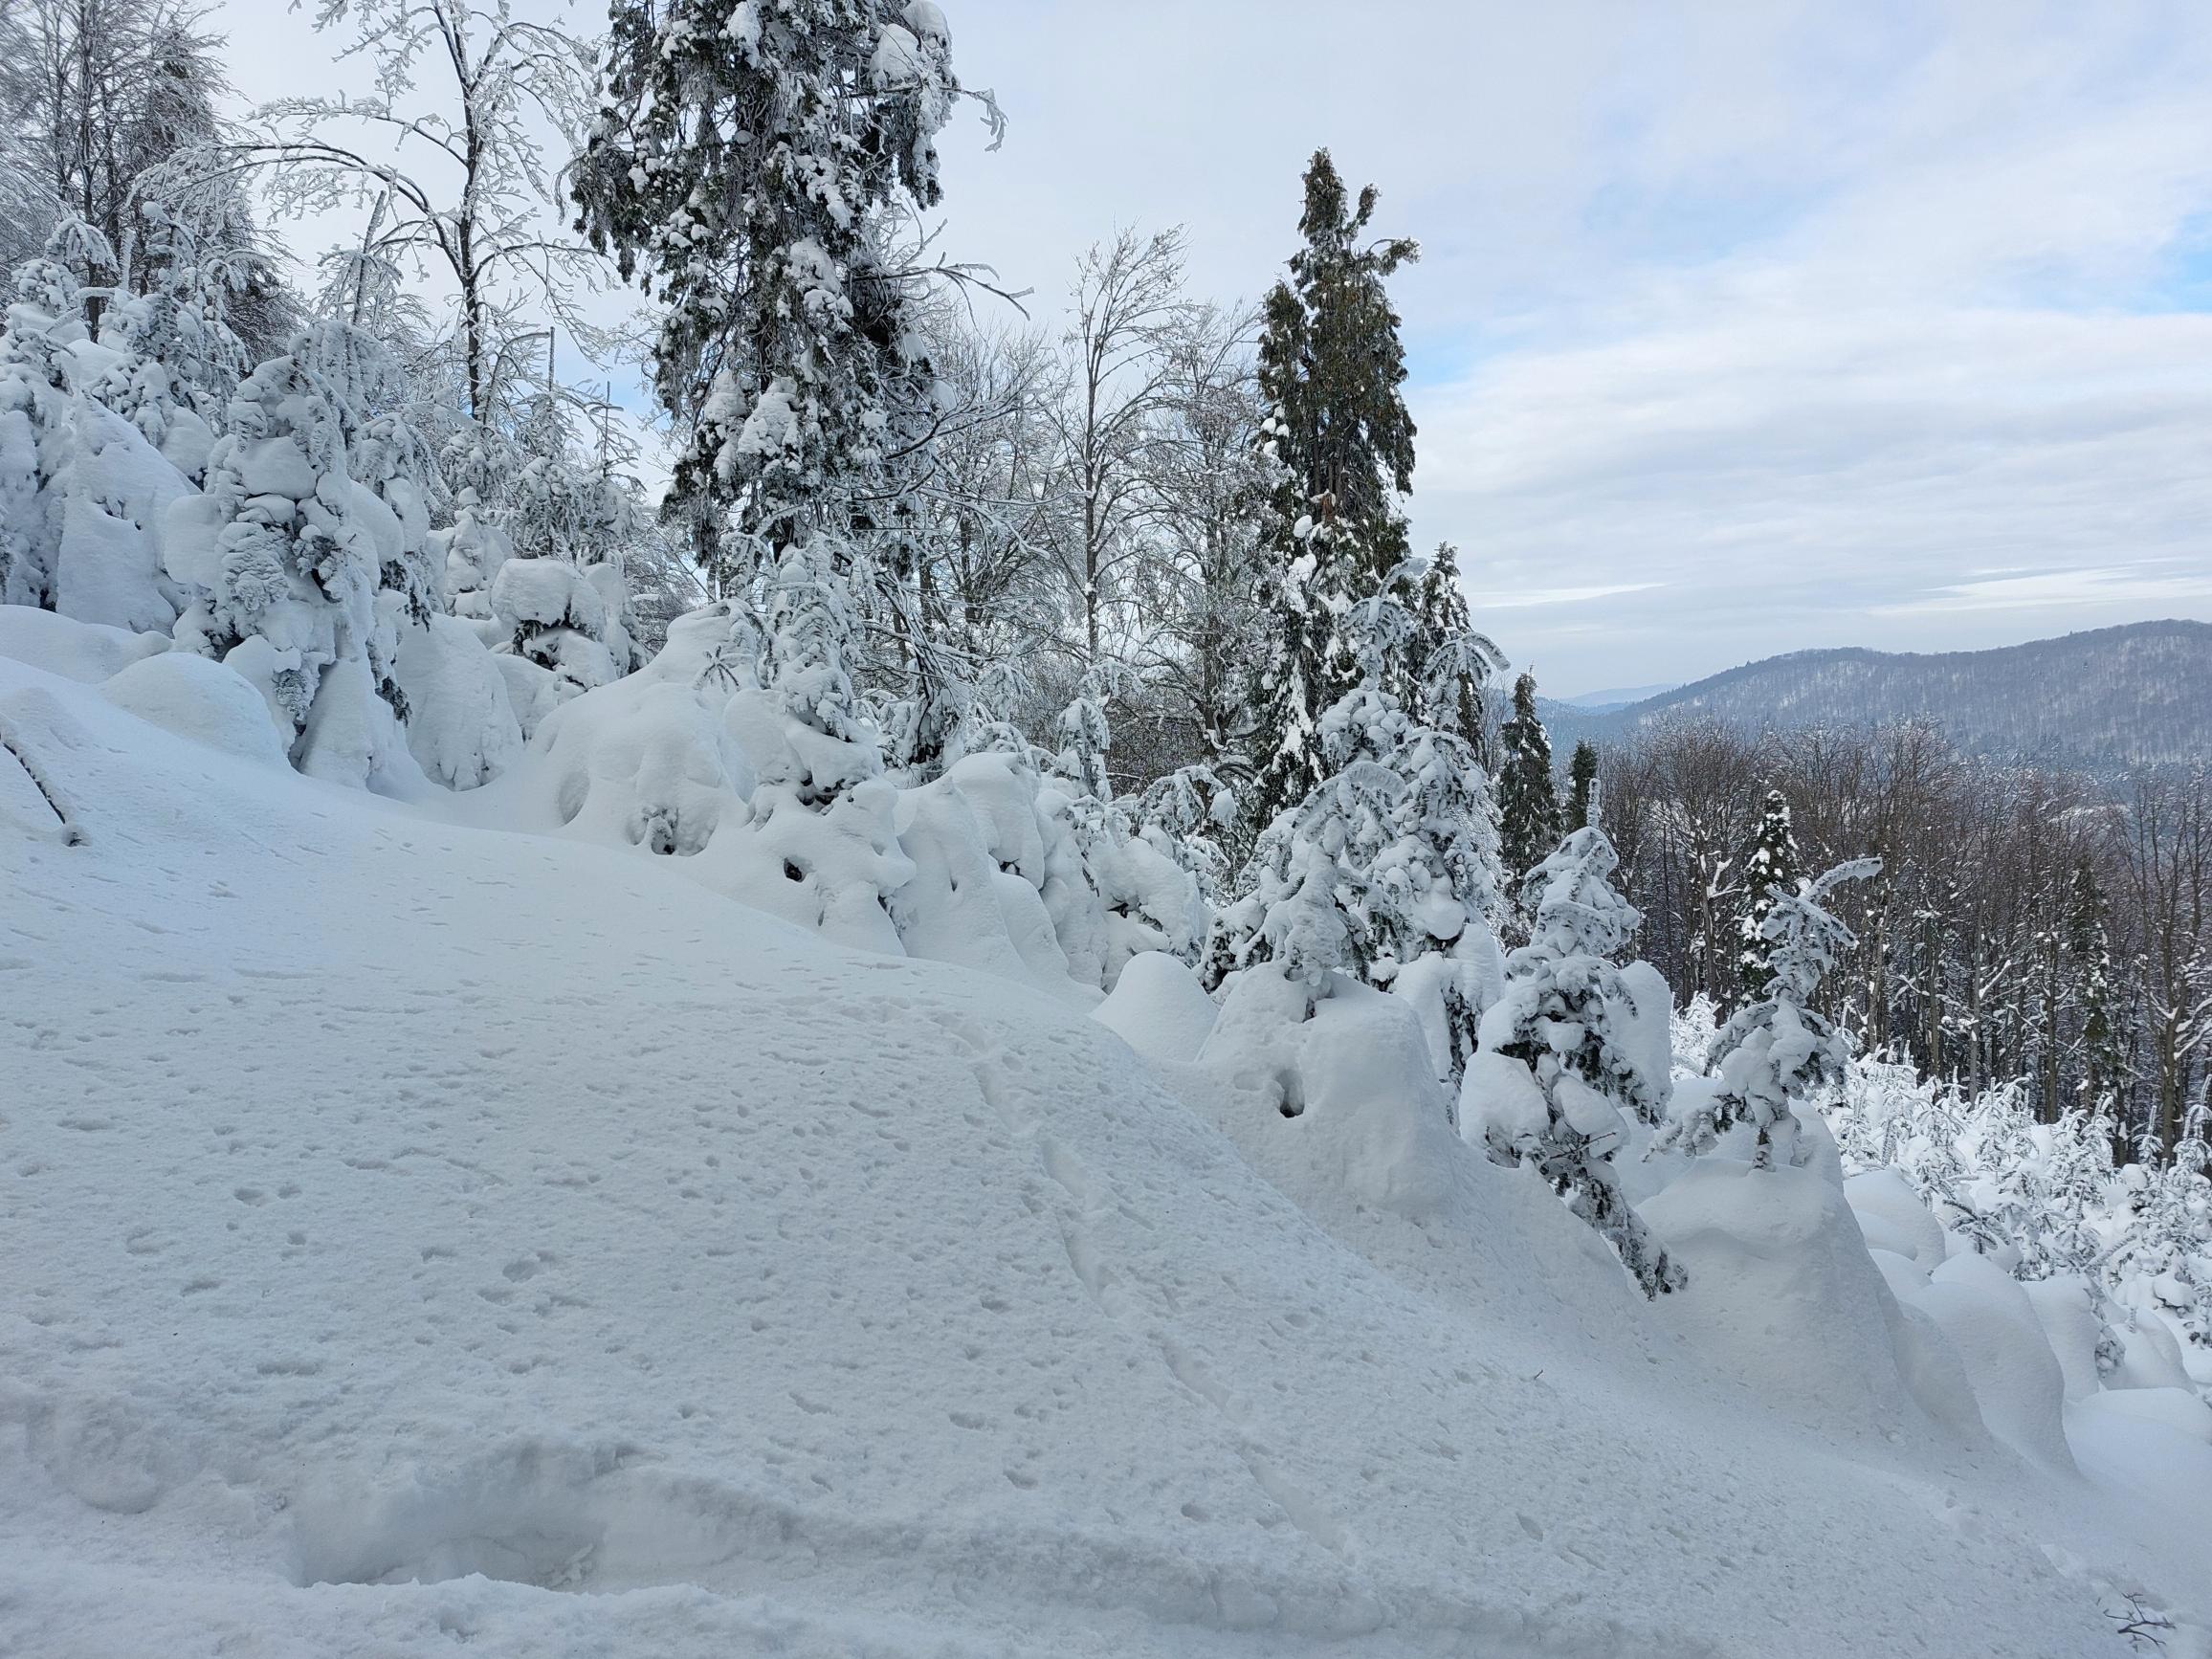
[6,619,2211,1658]
[1539,620,2212,767]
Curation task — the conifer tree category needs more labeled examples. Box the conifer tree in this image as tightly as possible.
[1496,670,1561,887]
[1666,857,1881,1168]
[1566,740,1599,831]
[1478,827,1683,1295]
[572,0,969,549]
[1248,149,1418,829]
[1410,543,1499,758]
[1736,788,1802,1000]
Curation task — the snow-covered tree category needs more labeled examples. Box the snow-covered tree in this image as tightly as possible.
[573,0,986,543]
[163,340,393,778]
[236,0,600,432]
[1410,544,1495,757]
[1496,670,1560,890]
[1207,589,1504,1071]
[1736,788,1802,1000]
[0,230,196,630]
[1248,149,1419,830]
[1474,827,1682,1296]
[1667,857,1882,1169]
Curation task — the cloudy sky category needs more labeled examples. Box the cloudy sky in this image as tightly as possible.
[220,0,2212,696]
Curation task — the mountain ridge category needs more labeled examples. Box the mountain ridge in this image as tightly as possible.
[1535,618,2212,767]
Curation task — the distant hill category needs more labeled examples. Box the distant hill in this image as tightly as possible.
[1558,682,1678,712]
[1537,620,2212,768]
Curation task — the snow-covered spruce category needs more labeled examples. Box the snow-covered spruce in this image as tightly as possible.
[1736,787,1802,1000]
[1667,856,1882,1169]
[1208,609,1504,1080]
[1468,826,1683,1296]
[0,239,197,631]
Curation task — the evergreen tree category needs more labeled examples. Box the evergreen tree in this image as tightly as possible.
[1666,857,1881,1168]
[573,0,967,549]
[1566,740,1599,831]
[1478,827,1683,1296]
[1496,670,1561,888]
[1736,788,1802,1000]
[162,341,387,773]
[1206,590,1504,1068]
[1248,149,1418,829]
[1410,543,1500,759]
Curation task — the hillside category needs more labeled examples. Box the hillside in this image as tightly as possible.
[7,617,2212,1657]
[1539,620,2212,765]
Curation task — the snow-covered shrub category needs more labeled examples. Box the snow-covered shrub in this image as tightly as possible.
[434,490,512,644]
[512,599,755,855]
[1468,827,1682,1296]
[389,613,523,789]
[490,555,622,700]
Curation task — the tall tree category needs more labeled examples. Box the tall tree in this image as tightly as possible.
[1736,788,1802,1001]
[1247,148,1418,830]
[1041,227,1188,668]
[1496,670,1561,886]
[573,0,985,551]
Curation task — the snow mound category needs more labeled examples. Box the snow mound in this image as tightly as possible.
[391,615,523,789]
[101,652,286,766]
[1912,1250,2075,1472]
[0,603,168,682]
[1094,952,1219,1062]
[1639,1160,1948,1443]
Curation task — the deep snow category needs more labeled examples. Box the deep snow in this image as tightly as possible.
[4,643,2210,1658]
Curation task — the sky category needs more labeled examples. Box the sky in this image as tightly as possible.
[215,0,2212,697]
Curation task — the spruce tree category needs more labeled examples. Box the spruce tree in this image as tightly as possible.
[1666,858,1881,1169]
[1736,788,1802,1000]
[1480,827,1683,1295]
[1410,542,1500,759]
[1248,149,1418,830]
[1566,740,1599,831]
[1495,671,1561,887]
[572,0,964,550]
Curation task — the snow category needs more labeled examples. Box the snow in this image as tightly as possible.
[4,637,2212,1657]
[1912,1249,2076,1472]
[1095,951,1220,1063]
[100,651,287,767]
[391,615,525,790]
[0,604,168,682]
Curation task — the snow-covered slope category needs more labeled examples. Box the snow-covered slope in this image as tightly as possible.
[4,646,2208,1658]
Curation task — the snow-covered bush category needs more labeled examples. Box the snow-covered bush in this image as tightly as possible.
[490,555,622,701]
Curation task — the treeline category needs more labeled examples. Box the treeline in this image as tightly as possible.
[1593,719,2211,1163]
